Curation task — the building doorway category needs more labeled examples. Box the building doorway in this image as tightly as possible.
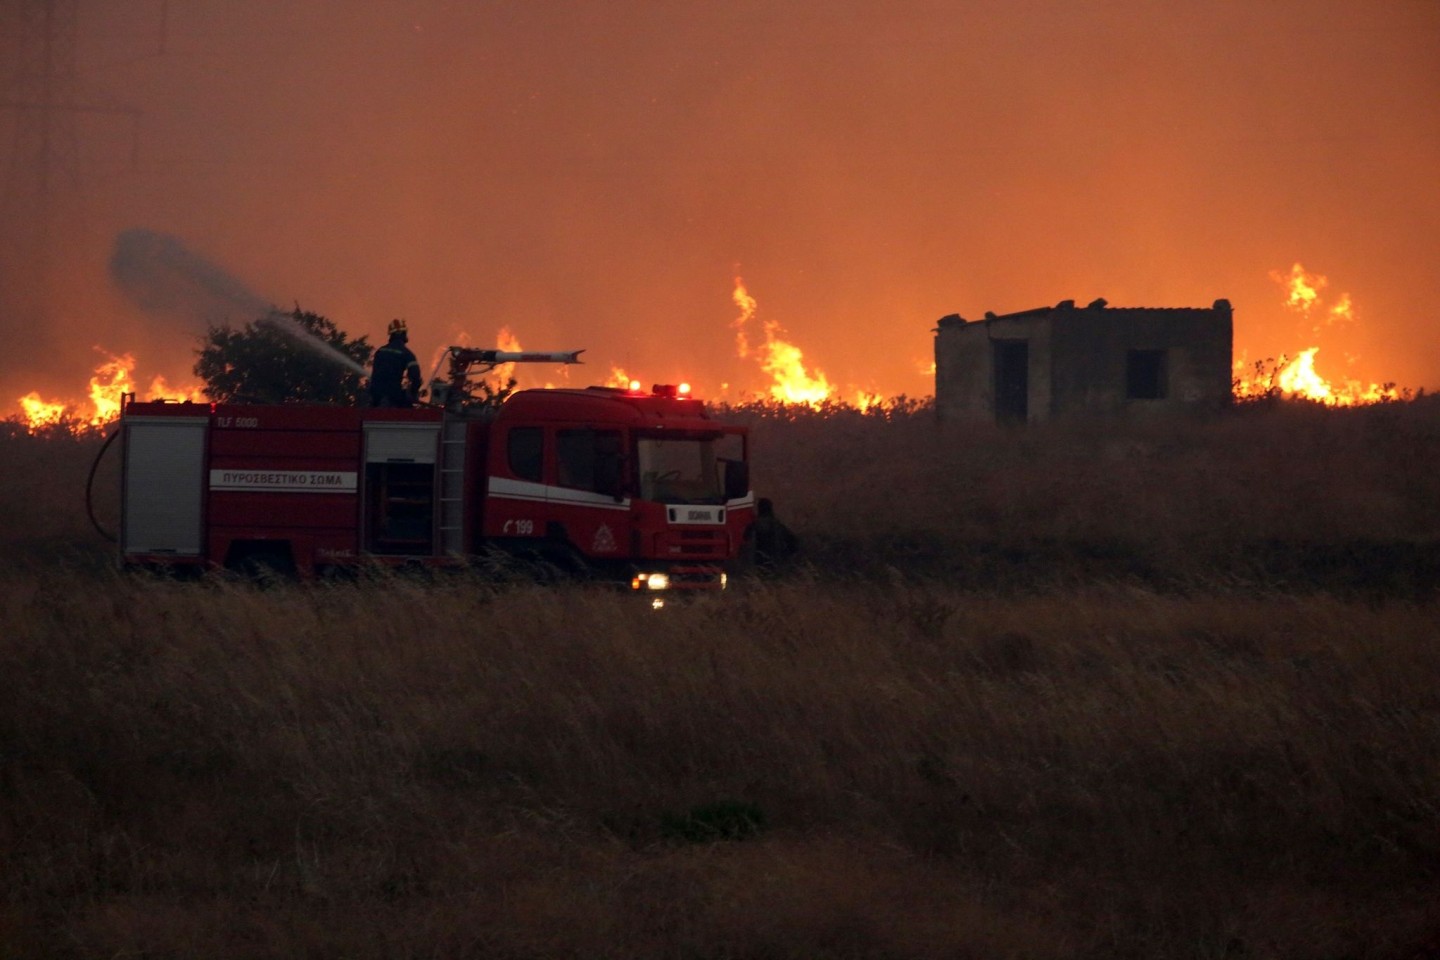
[993,339,1029,424]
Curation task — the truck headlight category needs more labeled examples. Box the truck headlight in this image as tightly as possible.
[631,572,670,591]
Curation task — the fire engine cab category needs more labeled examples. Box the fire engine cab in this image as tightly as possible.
[118,349,753,594]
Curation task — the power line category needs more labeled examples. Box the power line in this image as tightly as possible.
[1,0,147,275]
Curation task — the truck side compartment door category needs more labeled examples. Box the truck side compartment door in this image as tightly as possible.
[363,422,440,555]
[122,416,208,558]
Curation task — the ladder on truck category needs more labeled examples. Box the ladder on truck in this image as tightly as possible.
[428,345,583,556]
[438,416,467,556]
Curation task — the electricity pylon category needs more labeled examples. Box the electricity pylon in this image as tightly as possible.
[0,0,141,300]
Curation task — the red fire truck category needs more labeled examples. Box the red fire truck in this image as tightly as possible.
[118,348,753,595]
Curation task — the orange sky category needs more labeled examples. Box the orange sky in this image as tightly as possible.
[3,0,1438,405]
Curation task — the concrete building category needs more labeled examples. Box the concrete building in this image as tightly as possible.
[933,298,1233,424]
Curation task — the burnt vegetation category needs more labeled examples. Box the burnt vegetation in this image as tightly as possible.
[2,397,1440,958]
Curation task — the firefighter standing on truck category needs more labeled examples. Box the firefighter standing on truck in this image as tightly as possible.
[369,318,423,408]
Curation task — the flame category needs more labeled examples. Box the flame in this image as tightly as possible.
[12,350,205,434]
[18,393,68,430]
[731,280,756,359]
[1232,263,1409,406]
[1272,262,1326,317]
[602,368,687,395]
[854,390,883,412]
[731,276,834,407]
[496,327,522,353]
[1326,293,1354,327]
[492,326,523,386]
[1234,349,1404,406]
[87,353,134,424]
[1274,348,1333,401]
[757,333,832,405]
[148,374,206,404]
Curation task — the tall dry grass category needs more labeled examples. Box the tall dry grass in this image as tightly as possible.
[0,425,122,562]
[5,396,1440,588]
[2,402,1439,957]
[732,396,1440,592]
[2,571,1438,957]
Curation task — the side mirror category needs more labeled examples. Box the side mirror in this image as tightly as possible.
[723,459,749,501]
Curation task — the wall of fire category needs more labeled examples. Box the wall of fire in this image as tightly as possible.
[933,299,1234,424]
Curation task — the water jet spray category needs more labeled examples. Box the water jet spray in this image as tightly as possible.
[110,228,371,378]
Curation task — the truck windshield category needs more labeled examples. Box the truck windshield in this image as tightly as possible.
[636,433,742,504]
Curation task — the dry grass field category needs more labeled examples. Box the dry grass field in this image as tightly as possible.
[2,398,1439,958]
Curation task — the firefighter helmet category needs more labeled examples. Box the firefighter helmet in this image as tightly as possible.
[387,318,408,340]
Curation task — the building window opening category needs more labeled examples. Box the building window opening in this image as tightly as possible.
[1127,349,1168,400]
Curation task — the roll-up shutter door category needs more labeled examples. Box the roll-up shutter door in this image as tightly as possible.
[364,423,439,463]
[122,417,208,556]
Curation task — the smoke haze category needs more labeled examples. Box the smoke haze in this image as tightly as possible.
[109,228,272,326]
[2,0,1437,403]
[106,228,368,377]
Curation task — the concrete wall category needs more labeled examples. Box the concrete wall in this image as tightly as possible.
[934,301,1232,423]
[934,310,1053,423]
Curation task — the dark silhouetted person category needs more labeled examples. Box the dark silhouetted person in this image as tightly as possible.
[369,318,423,408]
[750,497,799,572]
